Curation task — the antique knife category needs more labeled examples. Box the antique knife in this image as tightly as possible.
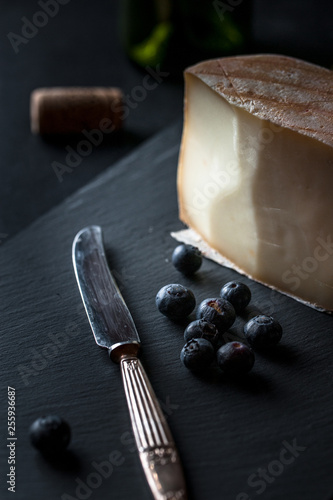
[72,225,187,500]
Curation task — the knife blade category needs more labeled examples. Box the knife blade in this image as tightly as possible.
[72,225,187,500]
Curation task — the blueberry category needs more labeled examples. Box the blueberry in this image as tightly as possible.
[184,320,219,347]
[172,244,202,275]
[196,298,236,333]
[220,281,251,314]
[216,341,255,375]
[180,338,214,371]
[244,315,283,349]
[29,415,71,455]
[156,284,196,321]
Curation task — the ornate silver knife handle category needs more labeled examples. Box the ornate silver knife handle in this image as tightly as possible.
[120,355,187,500]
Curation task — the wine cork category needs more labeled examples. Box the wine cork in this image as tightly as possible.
[30,87,124,135]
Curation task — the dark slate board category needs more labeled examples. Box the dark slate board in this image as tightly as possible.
[1,122,333,500]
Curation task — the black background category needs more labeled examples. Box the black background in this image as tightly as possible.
[0,2,333,500]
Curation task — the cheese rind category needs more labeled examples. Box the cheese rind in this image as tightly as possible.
[185,54,333,148]
[178,54,333,311]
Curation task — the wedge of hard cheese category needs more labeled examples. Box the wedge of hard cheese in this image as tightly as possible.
[177,54,333,312]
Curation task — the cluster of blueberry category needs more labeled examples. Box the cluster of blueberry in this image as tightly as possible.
[156,244,283,375]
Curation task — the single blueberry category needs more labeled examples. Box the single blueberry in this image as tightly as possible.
[156,284,196,321]
[220,281,251,314]
[216,341,255,376]
[172,244,202,275]
[29,415,71,455]
[244,315,283,349]
[180,338,214,371]
[196,297,236,333]
[184,320,219,347]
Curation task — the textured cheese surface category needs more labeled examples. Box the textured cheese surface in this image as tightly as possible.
[178,54,333,311]
[187,54,333,148]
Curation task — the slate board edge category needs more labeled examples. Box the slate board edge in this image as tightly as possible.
[0,121,182,255]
